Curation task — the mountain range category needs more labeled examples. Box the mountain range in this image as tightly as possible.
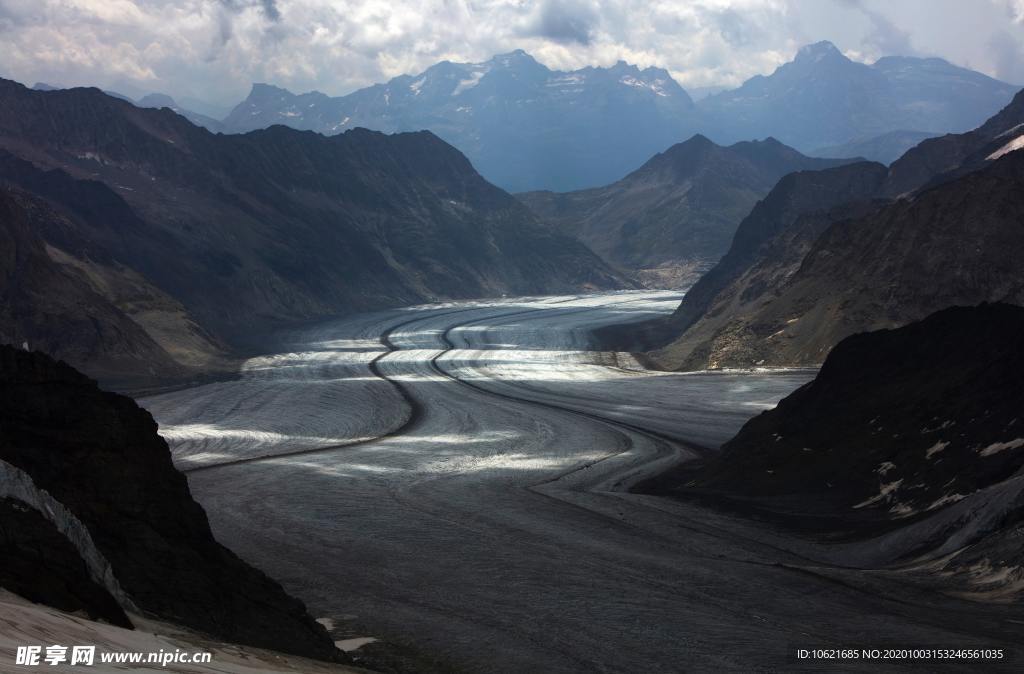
[518,135,852,286]
[222,50,695,192]
[215,42,1018,192]
[649,88,1024,370]
[0,78,626,387]
[700,42,1018,151]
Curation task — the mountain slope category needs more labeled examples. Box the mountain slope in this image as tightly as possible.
[885,88,1024,196]
[518,135,852,286]
[0,345,342,660]
[654,147,1024,369]
[643,304,1024,597]
[0,187,219,386]
[222,51,696,192]
[698,41,1019,153]
[0,78,627,383]
[651,88,1024,370]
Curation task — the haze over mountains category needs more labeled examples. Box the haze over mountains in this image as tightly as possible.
[215,41,1018,192]
[700,41,1018,150]
[518,135,852,286]
[0,78,625,386]
[223,50,695,192]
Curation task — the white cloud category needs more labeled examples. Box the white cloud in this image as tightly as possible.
[0,0,1021,108]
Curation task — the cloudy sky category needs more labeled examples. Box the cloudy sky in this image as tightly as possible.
[2,0,1023,110]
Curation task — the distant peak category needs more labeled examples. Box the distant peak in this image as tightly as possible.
[681,133,715,147]
[794,40,844,62]
[248,82,294,99]
[137,93,177,109]
[489,49,539,65]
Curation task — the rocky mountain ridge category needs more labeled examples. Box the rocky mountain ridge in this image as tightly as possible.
[218,42,1018,192]
[650,88,1024,370]
[0,78,627,386]
[518,135,853,286]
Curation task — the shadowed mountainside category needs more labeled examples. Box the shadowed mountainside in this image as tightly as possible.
[0,78,629,386]
[641,304,1024,599]
[647,88,1024,370]
[0,345,343,661]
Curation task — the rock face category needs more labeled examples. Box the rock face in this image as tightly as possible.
[0,187,219,387]
[0,497,131,628]
[222,51,696,193]
[0,345,341,661]
[651,88,1024,370]
[517,135,852,286]
[0,78,627,385]
[685,304,1024,531]
[699,42,1019,153]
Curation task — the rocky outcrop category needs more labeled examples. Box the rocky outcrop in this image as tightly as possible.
[0,496,131,627]
[0,345,341,661]
[518,135,852,286]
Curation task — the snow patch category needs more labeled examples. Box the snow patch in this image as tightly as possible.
[0,459,138,612]
[453,69,487,96]
[619,76,668,96]
[409,77,425,95]
[335,637,377,652]
[876,461,896,475]
[926,440,949,458]
[987,134,1024,161]
[978,437,1024,456]
[854,479,903,508]
[927,493,966,510]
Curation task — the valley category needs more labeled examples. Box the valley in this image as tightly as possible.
[143,292,1022,672]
